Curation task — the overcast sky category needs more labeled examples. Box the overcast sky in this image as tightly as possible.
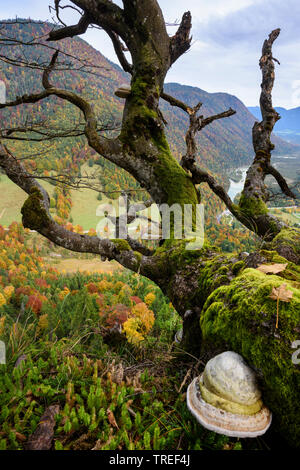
[1,0,300,108]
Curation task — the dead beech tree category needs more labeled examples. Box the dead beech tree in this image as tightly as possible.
[0,1,299,447]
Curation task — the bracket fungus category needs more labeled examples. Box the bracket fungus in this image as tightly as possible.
[187,351,272,438]
[114,84,131,99]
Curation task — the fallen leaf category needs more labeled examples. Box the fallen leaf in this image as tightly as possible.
[269,283,293,329]
[257,263,288,274]
[269,284,293,302]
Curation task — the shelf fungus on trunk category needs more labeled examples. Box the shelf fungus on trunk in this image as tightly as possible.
[114,84,131,99]
[187,351,272,438]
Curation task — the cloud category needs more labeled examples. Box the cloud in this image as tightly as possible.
[166,0,300,108]
[159,0,256,24]
[194,0,300,47]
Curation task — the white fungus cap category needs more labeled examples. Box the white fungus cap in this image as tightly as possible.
[186,351,272,438]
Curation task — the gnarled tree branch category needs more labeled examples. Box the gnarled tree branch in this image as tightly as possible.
[170,11,192,64]
[266,163,296,199]
[161,91,194,114]
[65,0,129,43]
[104,29,133,74]
[181,105,236,169]
[47,12,91,41]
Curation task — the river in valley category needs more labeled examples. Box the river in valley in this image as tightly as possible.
[217,153,300,222]
[227,167,248,201]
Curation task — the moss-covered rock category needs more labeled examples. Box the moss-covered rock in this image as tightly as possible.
[200,268,300,448]
[268,228,300,264]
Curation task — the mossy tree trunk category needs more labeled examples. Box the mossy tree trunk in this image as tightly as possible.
[0,1,300,447]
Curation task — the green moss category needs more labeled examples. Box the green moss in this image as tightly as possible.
[131,76,153,103]
[120,76,160,155]
[151,243,238,313]
[272,228,299,243]
[239,193,268,217]
[153,145,199,208]
[270,228,300,257]
[134,251,142,265]
[259,250,289,263]
[193,254,236,298]
[21,188,50,230]
[111,239,131,252]
[231,260,245,274]
[155,240,212,272]
[200,268,300,448]
[218,266,230,274]
[255,150,271,161]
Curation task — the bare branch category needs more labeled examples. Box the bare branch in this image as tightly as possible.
[259,28,281,133]
[170,11,192,64]
[47,13,90,41]
[199,109,236,130]
[0,90,50,108]
[62,0,129,42]
[163,86,286,239]
[187,167,234,207]
[51,0,68,27]
[0,121,117,142]
[0,50,123,167]
[105,29,133,74]
[49,0,83,24]
[180,102,235,168]
[42,49,59,89]
[161,91,235,166]
[161,90,241,222]
[126,236,154,256]
[161,91,194,114]
[266,164,297,199]
[243,29,281,201]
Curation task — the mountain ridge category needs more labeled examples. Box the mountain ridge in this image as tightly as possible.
[248,105,300,145]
